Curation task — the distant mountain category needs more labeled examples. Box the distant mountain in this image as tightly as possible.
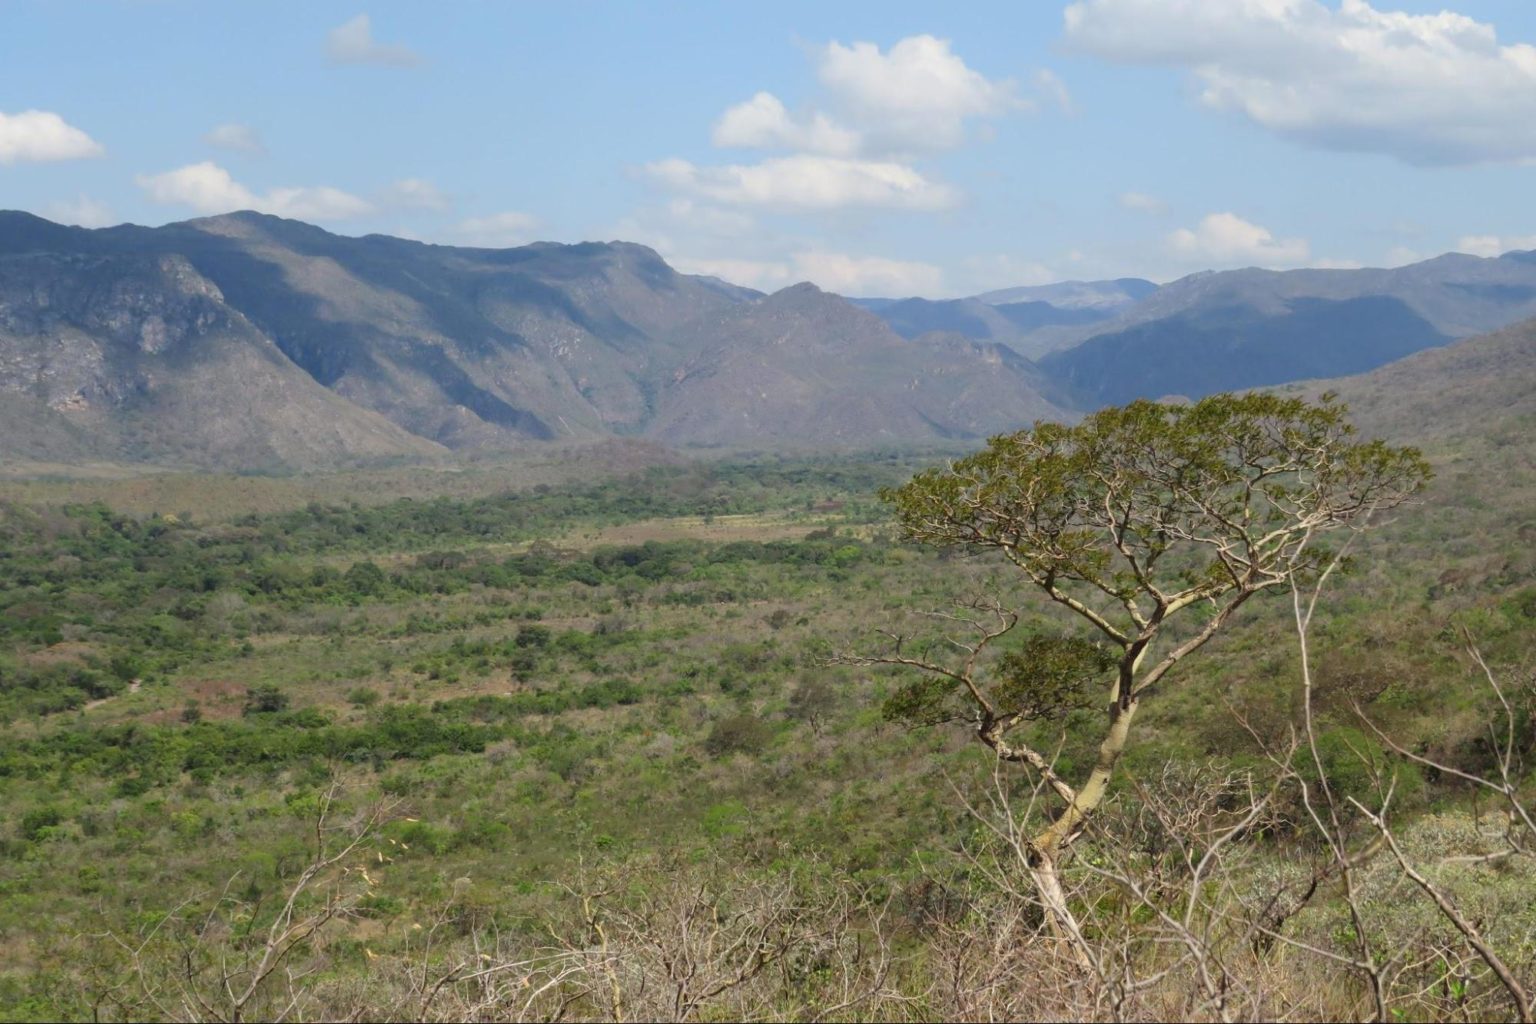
[1041,295,1451,407]
[1037,254,1536,405]
[0,211,1067,469]
[851,278,1158,358]
[13,207,1536,473]
[973,278,1159,311]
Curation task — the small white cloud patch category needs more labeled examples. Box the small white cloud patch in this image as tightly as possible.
[1119,192,1169,215]
[326,14,422,67]
[1168,212,1309,268]
[1456,233,1536,258]
[43,195,115,228]
[712,93,860,157]
[380,178,450,211]
[0,110,103,164]
[643,155,957,212]
[136,162,374,221]
[204,123,265,156]
[451,212,540,248]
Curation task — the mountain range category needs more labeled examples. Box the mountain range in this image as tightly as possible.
[3,208,1536,472]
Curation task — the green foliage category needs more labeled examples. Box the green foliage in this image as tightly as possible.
[0,443,1529,1021]
[883,393,1431,607]
[991,635,1116,720]
[704,714,773,757]
[242,684,289,716]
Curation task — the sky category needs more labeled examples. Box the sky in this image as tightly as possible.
[4,0,1536,297]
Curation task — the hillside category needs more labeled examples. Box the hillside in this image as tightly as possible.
[0,245,444,471]
[1322,313,1536,444]
[0,212,1067,469]
[644,284,1073,446]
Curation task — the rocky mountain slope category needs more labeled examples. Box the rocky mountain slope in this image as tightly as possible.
[0,212,1068,469]
[644,283,1071,446]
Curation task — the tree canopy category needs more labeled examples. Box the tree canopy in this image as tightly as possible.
[867,393,1431,880]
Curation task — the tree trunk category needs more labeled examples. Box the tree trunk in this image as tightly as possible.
[1021,699,1140,971]
[1034,698,1139,854]
[1029,849,1094,972]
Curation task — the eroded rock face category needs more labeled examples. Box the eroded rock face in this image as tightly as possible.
[0,253,240,410]
[0,237,444,470]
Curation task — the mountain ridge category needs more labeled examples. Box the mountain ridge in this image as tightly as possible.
[0,211,1068,469]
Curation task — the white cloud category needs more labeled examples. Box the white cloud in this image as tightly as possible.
[326,14,421,67]
[1168,212,1310,267]
[643,154,957,211]
[1384,245,1424,266]
[1119,191,1169,215]
[135,162,374,221]
[817,34,1026,153]
[1034,69,1075,114]
[1456,233,1536,257]
[674,251,944,296]
[42,195,115,228]
[790,251,945,296]
[379,178,449,211]
[203,122,265,155]
[0,110,103,164]
[712,92,861,156]
[1064,0,1536,166]
[451,211,540,247]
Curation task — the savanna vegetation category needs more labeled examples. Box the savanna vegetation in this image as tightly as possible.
[0,403,1533,1022]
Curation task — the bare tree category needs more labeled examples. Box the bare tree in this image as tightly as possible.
[90,781,395,1023]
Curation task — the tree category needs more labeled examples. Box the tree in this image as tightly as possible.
[857,393,1430,947]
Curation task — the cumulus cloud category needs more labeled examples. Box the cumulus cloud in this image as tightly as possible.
[675,251,944,296]
[1456,233,1536,257]
[712,92,860,156]
[816,34,1026,153]
[203,122,265,155]
[451,212,540,247]
[43,195,115,228]
[136,162,374,221]
[0,110,103,164]
[326,14,421,67]
[379,178,449,211]
[1168,212,1310,267]
[643,155,957,211]
[1119,191,1169,215]
[1063,0,1536,165]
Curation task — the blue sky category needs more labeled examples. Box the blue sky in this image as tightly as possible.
[4,1,1536,296]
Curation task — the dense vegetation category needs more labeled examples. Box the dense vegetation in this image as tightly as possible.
[0,441,1533,1021]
